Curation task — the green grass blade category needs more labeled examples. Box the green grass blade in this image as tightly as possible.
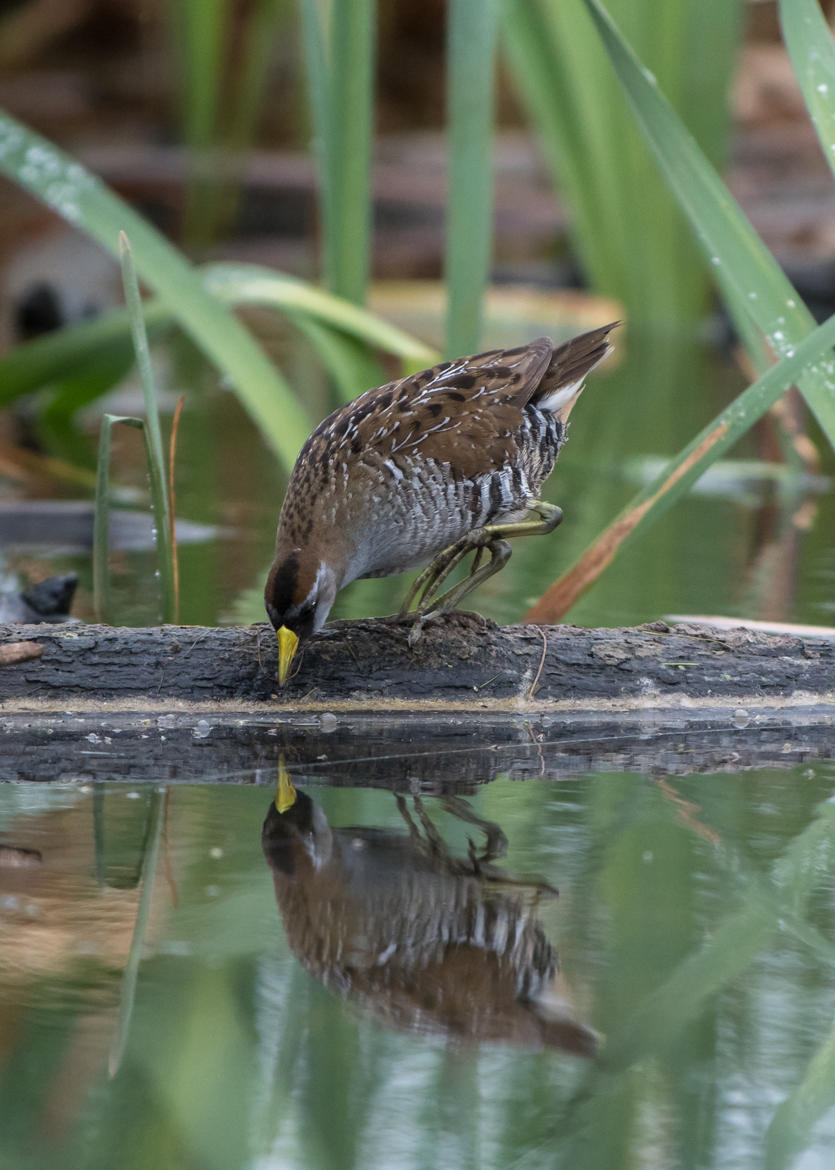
[0,306,169,407]
[765,1015,835,1170]
[445,0,499,356]
[328,0,375,303]
[285,310,385,401]
[108,789,166,1077]
[171,0,228,245]
[174,0,227,152]
[779,0,835,184]
[228,1,292,156]
[602,799,835,1071]
[201,263,437,365]
[304,0,376,303]
[94,414,144,622]
[298,0,333,272]
[119,235,167,502]
[119,232,175,622]
[501,0,627,301]
[174,0,292,245]
[677,0,742,166]
[0,109,310,468]
[0,263,435,407]
[502,0,740,327]
[527,308,835,621]
[581,0,835,446]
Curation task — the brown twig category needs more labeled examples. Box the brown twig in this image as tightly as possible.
[527,627,548,698]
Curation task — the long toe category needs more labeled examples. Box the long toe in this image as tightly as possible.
[407,611,441,648]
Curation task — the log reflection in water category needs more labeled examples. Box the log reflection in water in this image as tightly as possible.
[261,776,596,1055]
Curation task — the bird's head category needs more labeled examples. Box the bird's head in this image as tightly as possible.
[261,759,334,874]
[264,549,339,684]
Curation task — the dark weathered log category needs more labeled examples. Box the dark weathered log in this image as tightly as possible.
[1,615,834,705]
[0,706,832,784]
[2,616,833,783]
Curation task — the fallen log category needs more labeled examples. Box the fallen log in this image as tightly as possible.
[2,615,834,783]
[1,613,834,707]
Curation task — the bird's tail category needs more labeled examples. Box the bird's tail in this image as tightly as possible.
[534,321,618,419]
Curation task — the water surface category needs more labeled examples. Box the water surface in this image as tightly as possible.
[2,316,835,1170]
[2,754,835,1170]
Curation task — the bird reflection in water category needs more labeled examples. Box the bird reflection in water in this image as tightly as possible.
[261,762,597,1056]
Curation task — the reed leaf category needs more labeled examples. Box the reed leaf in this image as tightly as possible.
[0,108,310,468]
[580,0,835,446]
[173,0,291,245]
[0,264,436,407]
[108,789,166,1077]
[201,264,436,364]
[502,0,741,327]
[445,0,499,356]
[0,309,168,408]
[173,0,227,155]
[93,414,143,622]
[94,412,175,624]
[526,309,835,622]
[299,0,376,303]
[119,232,175,622]
[285,311,385,401]
[765,1015,835,1170]
[171,0,227,245]
[779,0,835,185]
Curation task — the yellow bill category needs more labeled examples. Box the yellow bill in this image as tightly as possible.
[275,756,298,814]
[276,625,299,685]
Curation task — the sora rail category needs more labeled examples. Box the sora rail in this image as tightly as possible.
[265,322,617,682]
[262,767,597,1053]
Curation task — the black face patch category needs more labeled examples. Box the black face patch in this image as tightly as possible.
[264,553,322,641]
[284,602,318,642]
[262,789,316,873]
[265,553,299,624]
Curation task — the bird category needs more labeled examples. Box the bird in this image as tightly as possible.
[265,321,617,683]
[262,764,598,1053]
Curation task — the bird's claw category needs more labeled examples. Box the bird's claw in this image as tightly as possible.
[407,613,431,648]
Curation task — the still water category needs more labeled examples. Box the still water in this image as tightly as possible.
[2,754,835,1170]
[2,324,835,1169]
[4,326,833,633]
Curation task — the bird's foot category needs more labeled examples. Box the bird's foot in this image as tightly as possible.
[406,609,437,648]
[399,533,512,630]
[397,500,563,629]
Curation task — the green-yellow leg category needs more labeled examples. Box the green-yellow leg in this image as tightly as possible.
[400,500,563,637]
[417,537,511,618]
[398,537,483,616]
